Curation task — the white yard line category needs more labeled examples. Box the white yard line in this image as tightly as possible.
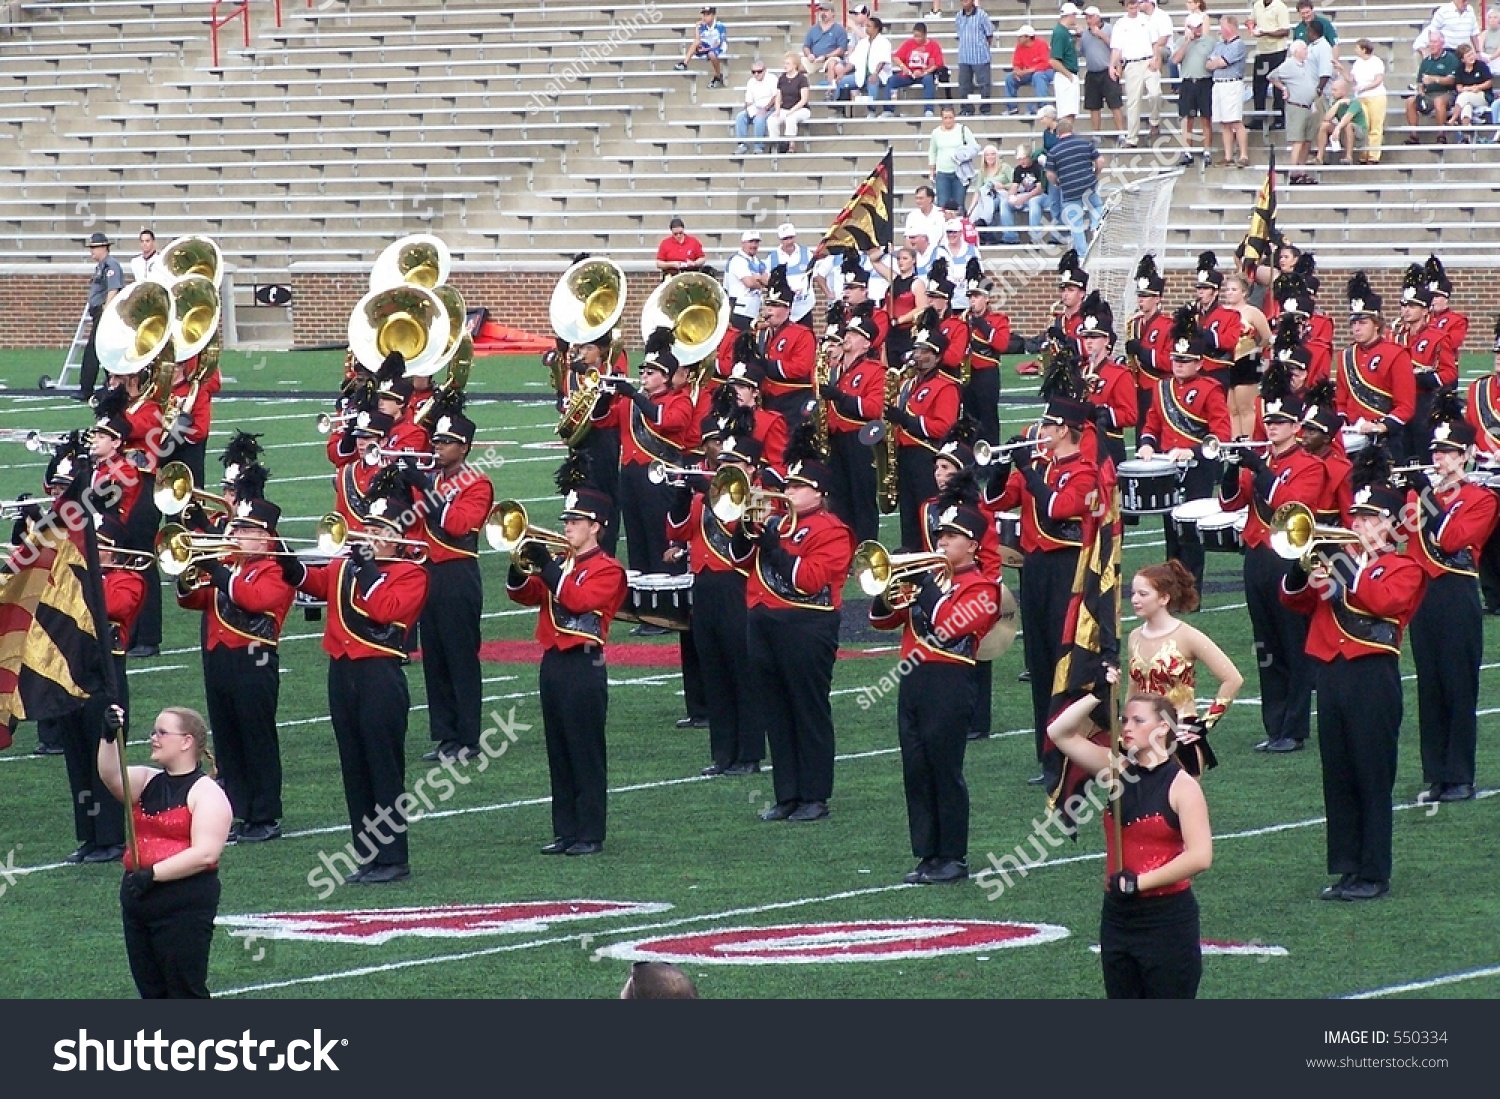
[1339,964,1500,1000]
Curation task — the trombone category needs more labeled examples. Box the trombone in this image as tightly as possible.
[98,546,159,572]
[313,512,429,562]
[851,540,953,610]
[706,465,794,530]
[484,500,572,573]
[362,442,436,469]
[1269,502,1365,569]
[647,460,711,485]
[1199,435,1273,463]
[153,461,230,518]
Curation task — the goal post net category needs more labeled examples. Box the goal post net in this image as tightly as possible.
[1083,168,1185,326]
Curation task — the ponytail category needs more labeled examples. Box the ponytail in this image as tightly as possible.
[1135,559,1201,613]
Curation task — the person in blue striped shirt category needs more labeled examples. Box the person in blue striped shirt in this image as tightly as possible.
[955,0,996,116]
[1043,119,1104,254]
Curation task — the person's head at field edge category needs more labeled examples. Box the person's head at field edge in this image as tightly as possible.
[620,961,699,999]
[138,228,156,257]
[149,707,214,774]
[1131,559,1201,621]
[913,185,936,214]
[1121,692,1178,761]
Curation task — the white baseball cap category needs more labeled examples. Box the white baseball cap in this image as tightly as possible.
[741,230,761,242]
[1015,143,1031,159]
[776,222,797,238]
[1018,23,1036,35]
[1060,3,1081,16]
[945,218,963,233]
[1084,5,1101,16]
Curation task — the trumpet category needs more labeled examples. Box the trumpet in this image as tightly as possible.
[0,430,72,453]
[99,547,159,571]
[316,411,358,434]
[484,500,572,572]
[0,498,42,519]
[153,461,231,518]
[1269,502,1365,569]
[1199,435,1274,463]
[976,438,1040,462]
[707,465,794,530]
[362,442,436,470]
[647,460,711,485]
[1389,462,1438,478]
[851,540,953,610]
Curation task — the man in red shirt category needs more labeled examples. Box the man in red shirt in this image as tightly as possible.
[889,21,946,115]
[654,217,706,276]
[507,487,629,856]
[1004,24,1055,113]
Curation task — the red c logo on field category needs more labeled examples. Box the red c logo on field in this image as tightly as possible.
[218,900,673,945]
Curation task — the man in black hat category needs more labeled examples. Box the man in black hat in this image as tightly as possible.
[723,362,787,469]
[756,266,818,433]
[1076,292,1137,468]
[1192,251,1243,387]
[1052,249,1089,357]
[177,493,296,843]
[329,409,397,527]
[1339,272,1416,464]
[1219,362,1328,753]
[282,490,430,883]
[373,358,431,456]
[888,309,961,550]
[78,232,124,403]
[732,444,855,822]
[825,252,890,356]
[924,261,969,382]
[507,487,628,855]
[962,259,1010,446]
[1404,401,1498,804]
[1298,379,1352,525]
[818,310,886,543]
[667,434,766,776]
[984,392,1101,789]
[404,413,496,765]
[870,501,1001,885]
[1395,266,1456,460]
[1281,473,1427,901]
[1125,253,1173,446]
[1423,254,1469,356]
[1464,319,1500,612]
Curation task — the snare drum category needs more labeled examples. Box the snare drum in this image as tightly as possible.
[632,572,694,632]
[995,510,1022,569]
[1170,498,1222,543]
[1341,428,1370,454]
[616,569,647,626]
[1120,458,1184,515]
[1198,507,1248,553]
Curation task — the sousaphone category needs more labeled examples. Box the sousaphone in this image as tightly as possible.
[96,280,173,376]
[370,234,450,291]
[640,271,729,366]
[347,283,450,377]
[550,256,625,346]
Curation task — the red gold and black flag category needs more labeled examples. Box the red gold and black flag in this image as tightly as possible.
[1045,455,1123,839]
[1239,147,1278,276]
[812,148,895,258]
[0,511,112,749]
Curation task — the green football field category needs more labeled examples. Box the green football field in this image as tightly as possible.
[0,347,1495,1000]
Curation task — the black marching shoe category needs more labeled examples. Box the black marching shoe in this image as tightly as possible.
[421,740,457,762]
[343,865,370,884]
[1320,873,1357,900]
[903,858,934,884]
[1438,783,1475,802]
[64,843,94,864]
[126,644,159,659]
[33,742,64,756]
[788,800,829,822]
[1417,782,1444,803]
[722,761,761,775]
[758,801,797,822]
[82,844,125,864]
[1340,878,1389,901]
[540,838,573,855]
[225,821,244,845]
[358,863,411,884]
[1026,773,1046,786]
[700,763,726,777]
[676,717,710,729]
[919,859,970,884]
[238,821,281,843]
[1262,737,1304,753]
[1017,669,1031,682]
[1253,739,1272,752]
[966,730,991,741]
[564,841,603,856]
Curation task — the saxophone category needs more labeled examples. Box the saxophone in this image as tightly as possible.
[812,336,832,455]
[877,362,911,515]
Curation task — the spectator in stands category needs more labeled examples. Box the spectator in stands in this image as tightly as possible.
[802,2,849,77]
[1050,4,1084,121]
[822,4,868,89]
[1304,19,1335,99]
[1173,11,1216,164]
[1207,14,1251,167]
[677,6,728,90]
[723,231,768,330]
[1081,8,1125,134]
[863,17,895,112]
[889,21,946,116]
[1291,1,1337,53]
[1450,43,1493,142]
[1035,105,1064,222]
[998,143,1048,245]
[1430,0,1482,55]
[905,184,950,245]
[938,217,981,267]
[1044,118,1104,254]
[655,218,706,276]
[1482,8,1500,65]
[1004,24,1055,115]
[129,228,160,284]
[768,52,812,152]
[1136,0,1173,138]
[1406,30,1458,143]
[620,962,699,999]
[928,105,977,212]
[79,231,123,404]
[968,145,1008,243]
[1315,78,1368,162]
[1111,0,1163,148]
[1338,38,1388,162]
[1250,0,1294,132]
[733,60,778,155]
[954,0,996,117]
[1271,42,1322,183]
[770,223,816,326]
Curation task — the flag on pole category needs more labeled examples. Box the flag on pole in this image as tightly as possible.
[812,149,895,258]
[1238,148,1279,275]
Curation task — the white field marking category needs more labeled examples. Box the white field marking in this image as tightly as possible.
[1087,942,1290,957]
[276,675,520,729]
[124,664,188,676]
[1339,964,1500,1000]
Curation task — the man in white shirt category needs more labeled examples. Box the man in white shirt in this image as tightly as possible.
[734,61,780,154]
[1431,0,1482,53]
[770,223,816,326]
[129,228,161,284]
[814,249,890,302]
[1109,0,1160,147]
[909,231,938,276]
[723,231,769,329]
[1137,0,1173,137]
[904,184,949,243]
[1305,21,1335,97]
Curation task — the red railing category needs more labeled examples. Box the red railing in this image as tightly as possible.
[209,0,251,68]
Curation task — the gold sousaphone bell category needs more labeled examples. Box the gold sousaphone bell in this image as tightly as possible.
[550,256,626,346]
[484,500,572,572]
[96,280,173,376]
[370,234,450,292]
[640,271,729,365]
[154,236,223,287]
[347,283,450,377]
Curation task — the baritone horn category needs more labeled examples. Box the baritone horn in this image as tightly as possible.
[550,256,626,346]
[1269,502,1364,568]
[484,500,572,570]
[370,234,451,291]
[640,271,730,365]
[707,465,794,530]
[851,540,953,609]
[313,512,429,561]
[153,461,230,518]
[96,280,173,376]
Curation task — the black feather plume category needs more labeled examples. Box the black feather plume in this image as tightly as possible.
[766,265,793,301]
[927,256,949,287]
[937,466,980,509]
[1350,441,1393,493]
[1346,271,1375,305]
[219,430,264,471]
[841,250,861,277]
[554,448,592,493]
[723,405,757,440]
[1057,249,1080,276]
[1260,356,1293,403]
[644,325,675,359]
[965,256,984,286]
[1039,341,1087,402]
[1293,252,1317,280]
[1273,313,1302,355]
[366,464,406,499]
[1423,253,1449,288]
[711,379,737,419]
[1303,378,1337,412]
[376,351,406,384]
[1430,384,1465,429]
[1170,304,1199,344]
[1401,263,1425,294]
[91,385,129,420]
[943,415,980,447]
[732,329,763,371]
[784,417,826,464]
[234,463,271,502]
[1196,250,1219,273]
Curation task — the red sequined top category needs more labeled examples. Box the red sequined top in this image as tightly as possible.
[125,768,217,873]
[1102,759,1191,897]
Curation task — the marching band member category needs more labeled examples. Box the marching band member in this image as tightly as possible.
[1192,252,1243,388]
[1423,253,1468,356]
[1077,291,1138,468]
[1463,318,1500,612]
[163,353,223,486]
[829,252,890,355]
[1290,253,1335,383]
[755,266,818,431]
[667,433,765,776]
[403,411,496,765]
[1338,272,1417,464]
[1048,684,1213,999]
[1395,264,1458,461]
[330,410,397,530]
[984,377,1100,790]
[1053,250,1088,357]
[89,396,143,526]
[889,309,961,551]
[1404,396,1498,804]
[1137,307,1231,592]
[1218,361,1327,753]
[925,261,970,382]
[1125,254,1174,447]
[722,362,788,472]
[732,430,855,823]
[1268,275,1326,394]
[564,331,626,555]
[506,487,628,856]
[961,258,1010,446]
[181,431,263,536]
[97,705,232,999]
[818,309,886,544]
[281,482,430,883]
[58,517,145,865]
[1280,460,1426,901]
[1299,380,1353,524]
[1127,561,1243,777]
[175,479,295,843]
[100,378,164,658]
[870,500,1002,885]
[372,353,432,456]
